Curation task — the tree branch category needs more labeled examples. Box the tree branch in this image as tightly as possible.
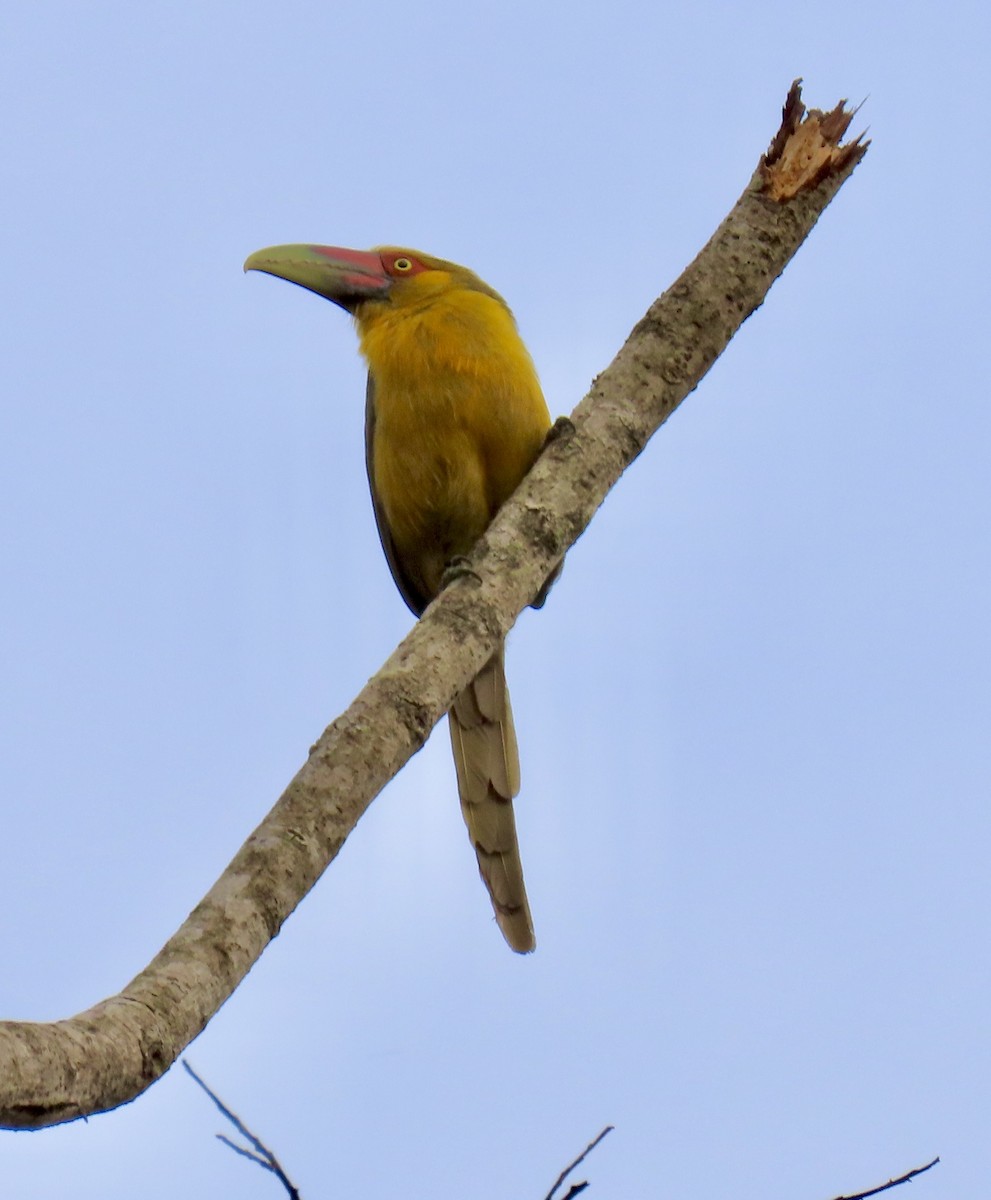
[183,1061,301,1199]
[0,80,867,1129]
[544,1125,614,1200]
[829,1157,940,1200]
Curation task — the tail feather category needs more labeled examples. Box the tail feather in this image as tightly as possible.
[448,648,534,953]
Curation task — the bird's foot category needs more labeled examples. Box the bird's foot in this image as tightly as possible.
[543,415,576,448]
[441,555,482,590]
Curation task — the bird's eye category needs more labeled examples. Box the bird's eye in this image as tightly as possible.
[393,257,413,272]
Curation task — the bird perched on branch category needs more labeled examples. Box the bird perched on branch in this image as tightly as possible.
[244,244,551,952]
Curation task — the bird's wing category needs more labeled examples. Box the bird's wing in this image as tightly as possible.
[364,372,429,616]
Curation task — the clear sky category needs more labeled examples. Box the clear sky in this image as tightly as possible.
[2,3,988,1197]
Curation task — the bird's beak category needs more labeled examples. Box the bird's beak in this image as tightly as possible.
[243,244,392,311]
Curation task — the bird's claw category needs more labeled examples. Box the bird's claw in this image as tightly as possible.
[441,556,482,590]
[543,415,576,448]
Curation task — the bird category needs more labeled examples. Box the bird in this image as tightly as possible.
[244,244,551,952]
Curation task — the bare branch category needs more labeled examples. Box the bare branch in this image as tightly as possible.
[0,81,867,1129]
[829,1157,940,1200]
[184,1061,300,1199]
[544,1126,614,1200]
[761,78,868,199]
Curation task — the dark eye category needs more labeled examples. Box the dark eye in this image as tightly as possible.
[393,257,413,272]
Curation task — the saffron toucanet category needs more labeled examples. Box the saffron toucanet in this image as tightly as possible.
[245,244,551,952]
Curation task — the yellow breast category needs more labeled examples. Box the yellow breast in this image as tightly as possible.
[356,284,550,598]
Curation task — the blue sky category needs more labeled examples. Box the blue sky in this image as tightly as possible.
[2,2,988,1197]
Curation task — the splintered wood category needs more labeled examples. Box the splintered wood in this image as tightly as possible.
[759,79,868,201]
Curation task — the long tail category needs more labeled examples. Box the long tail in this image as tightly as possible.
[448,647,535,952]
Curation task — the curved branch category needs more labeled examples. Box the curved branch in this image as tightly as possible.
[0,81,867,1130]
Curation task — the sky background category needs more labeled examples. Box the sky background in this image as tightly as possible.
[1,3,988,1198]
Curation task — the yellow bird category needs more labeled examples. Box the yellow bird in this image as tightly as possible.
[244,244,551,952]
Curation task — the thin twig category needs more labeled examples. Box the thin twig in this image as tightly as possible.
[829,1157,940,1200]
[183,1060,301,1199]
[543,1126,614,1200]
